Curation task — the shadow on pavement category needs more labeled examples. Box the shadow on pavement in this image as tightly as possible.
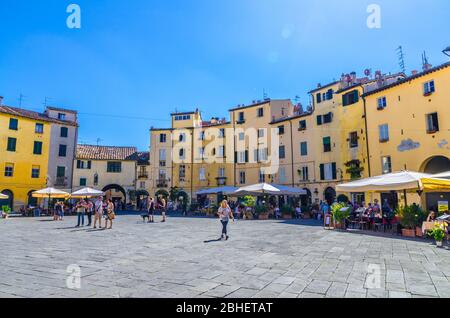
[204,238,224,244]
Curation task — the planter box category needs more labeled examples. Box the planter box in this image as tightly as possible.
[436,241,443,248]
[415,227,423,238]
[402,229,416,238]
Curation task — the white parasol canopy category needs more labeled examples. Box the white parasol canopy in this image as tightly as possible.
[195,186,238,195]
[231,183,282,196]
[433,171,450,179]
[32,187,70,199]
[71,187,105,198]
[272,184,307,195]
[0,193,8,199]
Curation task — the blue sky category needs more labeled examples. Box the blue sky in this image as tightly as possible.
[1,0,449,150]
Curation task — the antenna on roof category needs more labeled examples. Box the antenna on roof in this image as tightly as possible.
[44,97,53,107]
[263,89,268,100]
[422,51,432,71]
[96,138,103,146]
[18,93,27,107]
[396,46,406,74]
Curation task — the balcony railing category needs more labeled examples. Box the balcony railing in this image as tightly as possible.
[138,173,149,179]
[156,179,169,188]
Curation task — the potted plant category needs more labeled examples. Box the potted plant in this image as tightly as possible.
[2,205,11,219]
[430,223,446,247]
[331,203,350,230]
[411,205,427,237]
[255,205,269,220]
[242,196,256,220]
[281,204,294,219]
[396,205,417,237]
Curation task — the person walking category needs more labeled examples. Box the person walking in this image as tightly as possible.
[93,196,104,229]
[147,197,155,223]
[160,197,167,222]
[86,200,93,226]
[104,199,115,230]
[75,200,86,227]
[218,200,234,240]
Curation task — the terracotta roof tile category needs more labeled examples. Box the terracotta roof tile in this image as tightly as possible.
[77,145,138,161]
[0,105,78,126]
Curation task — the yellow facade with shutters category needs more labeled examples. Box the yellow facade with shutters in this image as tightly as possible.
[0,113,50,210]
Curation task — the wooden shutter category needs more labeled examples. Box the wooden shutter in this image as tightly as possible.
[332,163,337,180]
[320,164,325,180]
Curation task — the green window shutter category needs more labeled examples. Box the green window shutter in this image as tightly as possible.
[320,164,325,180]
[87,161,92,169]
[332,163,337,180]
[317,115,322,125]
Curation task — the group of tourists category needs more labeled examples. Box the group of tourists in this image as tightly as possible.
[73,196,116,230]
[144,196,167,223]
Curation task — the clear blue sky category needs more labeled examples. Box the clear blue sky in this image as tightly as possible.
[1,0,449,150]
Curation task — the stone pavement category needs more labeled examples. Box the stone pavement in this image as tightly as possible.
[1,215,450,298]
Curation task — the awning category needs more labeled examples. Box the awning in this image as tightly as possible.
[420,178,450,192]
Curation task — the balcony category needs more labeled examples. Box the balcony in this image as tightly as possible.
[216,177,227,186]
[138,172,149,179]
[236,119,246,125]
[156,179,169,188]
[55,177,68,187]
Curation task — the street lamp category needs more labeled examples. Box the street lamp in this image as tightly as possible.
[443,46,450,58]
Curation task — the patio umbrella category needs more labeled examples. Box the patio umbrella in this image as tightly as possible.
[271,184,307,195]
[32,188,70,210]
[71,187,105,199]
[231,183,282,196]
[0,193,8,200]
[433,171,450,179]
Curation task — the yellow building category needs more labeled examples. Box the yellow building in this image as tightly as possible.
[362,62,450,208]
[73,145,138,206]
[0,104,52,210]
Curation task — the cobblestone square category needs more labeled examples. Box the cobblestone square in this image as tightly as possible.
[1,216,450,298]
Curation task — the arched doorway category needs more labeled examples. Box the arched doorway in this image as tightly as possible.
[0,190,14,210]
[422,156,450,174]
[102,184,127,209]
[421,156,450,209]
[27,190,38,207]
[324,187,336,205]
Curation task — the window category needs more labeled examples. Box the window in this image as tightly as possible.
[4,163,14,177]
[159,149,166,161]
[256,148,268,162]
[56,166,66,178]
[60,127,68,138]
[424,80,435,95]
[259,169,265,183]
[379,124,389,142]
[316,93,322,104]
[199,131,205,140]
[279,168,286,183]
[218,167,226,178]
[426,113,439,133]
[299,120,307,131]
[179,133,186,142]
[33,141,43,155]
[301,166,309,181]
[320,163,337,181]
[349,132,358,148]
[179,148,185,160]
[107,162,122,173]
[323,137,331,152]
[7,137,16,152]
[258,129,265,138]
[58,113,66,120]
[9,118,18,130]
[35,123,44,134]
[237,151,247,164]
[199,167,206,181]
[80,178,87,186]
[217,146,225,158]
[140,181,146,189]
[316,115,323,126]
[31,166,40,178]
[279,145,286,159]
[300,142,308,156]
[174,115,191,121]
[325,89,334,100]
[94,174,99,185]
[323,112,333,124]
[238,132,245,141]
[76,160,92,169]
[239,171,246,184]
[160,134,167,143]
[58,145,67,157]
[278,125,285,135]
[158,169,167,180]
[198,147,205,159]
[377,97,387,110]
[342,90,359,106]
[179,165,186,181]
[238,112,245,123]
[219,129,225,138]
[257,108,264,117]
[381,156,392,174]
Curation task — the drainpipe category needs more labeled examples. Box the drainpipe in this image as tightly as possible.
[289,120,295,187]
[362,96,372,177]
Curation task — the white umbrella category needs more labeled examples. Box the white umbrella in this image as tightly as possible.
[272,184,307,195]
[195,186,238,196]
[32,187,70,199]
[433,171,450,179]
[232,183,281,196]
[0,193,8,200]
[71,187,105,198]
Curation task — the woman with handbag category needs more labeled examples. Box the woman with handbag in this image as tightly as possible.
[104,199,116,230]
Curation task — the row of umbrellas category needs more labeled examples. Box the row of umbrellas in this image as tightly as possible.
[30,187,106,200]
[196,183,307,196]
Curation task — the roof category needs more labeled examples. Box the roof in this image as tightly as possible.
[136,151,150,165]
[363,62,450,97]
[228,99,275,112]
[308,81,340,94]
[269,112,313,125]
[46,106,78,114]
[170,111,196,116]
[76,145,138,161]
[0,105,78,126]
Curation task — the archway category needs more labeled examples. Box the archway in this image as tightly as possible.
[27,190,38,207]
[421,156,450,174]
[324,187,336,205]
[102,184,127,209]
[300,188,312,207]
[0,190,14,210]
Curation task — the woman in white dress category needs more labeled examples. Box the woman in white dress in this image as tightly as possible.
[218,200,234,240]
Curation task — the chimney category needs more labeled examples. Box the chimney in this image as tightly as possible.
[0,96,3,105]
[411,70,418,76]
